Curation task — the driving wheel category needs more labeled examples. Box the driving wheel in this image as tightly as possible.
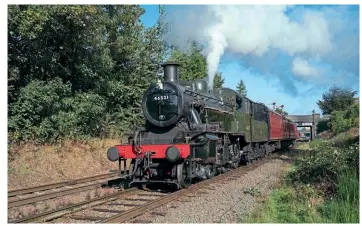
[177,159,192,189]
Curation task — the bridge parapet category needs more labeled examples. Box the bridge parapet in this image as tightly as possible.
[286,114,322,140]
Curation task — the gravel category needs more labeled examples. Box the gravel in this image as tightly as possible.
[132,157,290,223]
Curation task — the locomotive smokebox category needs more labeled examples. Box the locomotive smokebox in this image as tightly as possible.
[162,61,180,82]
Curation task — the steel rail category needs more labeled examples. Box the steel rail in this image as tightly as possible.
[10,154,277,223]
[8,171,125,197]
[9,188,138,223]
[100,161,265,223]
[8,177,122,208]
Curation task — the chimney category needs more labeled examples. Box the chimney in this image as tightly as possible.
[162,61,180,82]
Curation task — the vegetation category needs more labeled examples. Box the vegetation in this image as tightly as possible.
[167,42,225,87]
[319,168,359,223]
[245,90,359,223]
[275,107,288,116]
[236,79,247,96]
[317,86,357,115]
[246,131,359,223]
[316,120,329,134]
[8,5,167,143]
[8,5,225,144]
[316,86,358,134]
[245,185,323,223]
[329,102,359,134]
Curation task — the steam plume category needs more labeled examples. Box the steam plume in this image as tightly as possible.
[166,5,333,89]
[206,26,227,90]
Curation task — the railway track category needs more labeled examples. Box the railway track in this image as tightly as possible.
[10,155,274,223]
[8,171,122,197]
[8,171,130,222]
[101,160,265,223]
[9,180,114,208]
[9,188,138,223]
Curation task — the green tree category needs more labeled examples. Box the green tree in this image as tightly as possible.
[213,72,225,88]
[275,107,288,116]
[101,5,167,130]
[168,42,206,80]
[317,86,357,115]
[329,103,359,134]
[236,79,247,96]
[8,6,112,100]
[317,120,330,133]
[168,42,224,88]
[8,5,168,143]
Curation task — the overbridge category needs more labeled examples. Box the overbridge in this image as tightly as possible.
[286,113,330,140]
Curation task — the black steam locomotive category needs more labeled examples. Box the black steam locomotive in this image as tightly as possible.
[107,62,298,189]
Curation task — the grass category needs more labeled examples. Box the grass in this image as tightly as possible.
[245,128,359,224]
[319,168,359,223]
[246,168,359,223]
[245,185,323,223]
[8,138,122,189]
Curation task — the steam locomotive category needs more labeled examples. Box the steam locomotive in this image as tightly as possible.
[107,62,299,189]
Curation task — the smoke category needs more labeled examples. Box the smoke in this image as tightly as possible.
[166,5,333,90]
[206,25,228,89]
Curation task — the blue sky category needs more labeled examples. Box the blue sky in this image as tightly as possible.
[140,5,360,115]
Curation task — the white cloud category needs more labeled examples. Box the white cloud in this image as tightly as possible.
[292,57,320,78]
[166,5,333,88]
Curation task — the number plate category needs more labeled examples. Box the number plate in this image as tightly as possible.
[153,95,170,101]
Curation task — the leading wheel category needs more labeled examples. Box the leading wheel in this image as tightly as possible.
[177,159,192,189]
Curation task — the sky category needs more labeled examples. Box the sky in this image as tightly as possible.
[140,4,359,115]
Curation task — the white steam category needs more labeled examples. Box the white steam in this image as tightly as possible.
[166,5,333,89]
[206,25,228,89]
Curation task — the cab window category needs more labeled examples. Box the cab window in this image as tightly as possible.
[236,96,242,111]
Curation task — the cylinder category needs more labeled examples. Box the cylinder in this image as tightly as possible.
[162,62,180,82]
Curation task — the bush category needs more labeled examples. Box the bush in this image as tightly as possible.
[317,120,330,134]
[332,131,358,149]
[288,136,359,195]
[247,101,359,223]
[8,79,109,143]
[8,78,71,143]
[245,185,322,223]
[319,168,359,223]
[309,139,326,149]
[329,111,351,133]
[247,168,359,223]
[345,103,359,128]
[329,103,359,134]
[53,93,106,139]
